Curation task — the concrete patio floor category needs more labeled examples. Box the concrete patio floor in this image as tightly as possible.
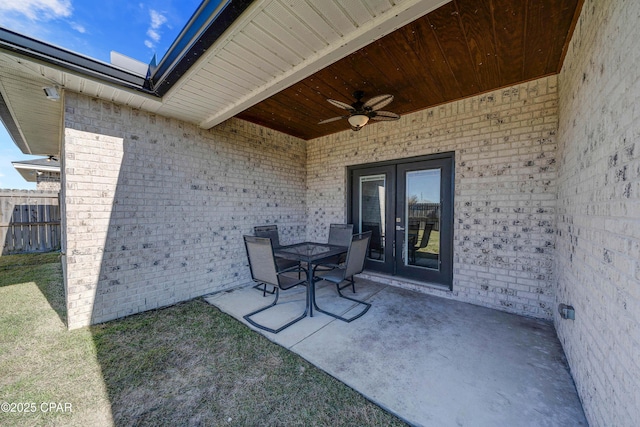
[205,277,588,427]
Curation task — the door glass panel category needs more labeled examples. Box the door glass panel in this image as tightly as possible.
[405,169,440,270]
[359,174,386,262]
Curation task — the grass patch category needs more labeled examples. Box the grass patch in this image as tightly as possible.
[417,230,440,255]
[0,252,106,426]
[0,253,407,426]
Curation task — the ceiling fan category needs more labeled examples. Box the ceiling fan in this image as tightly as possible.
[318,90,401,131]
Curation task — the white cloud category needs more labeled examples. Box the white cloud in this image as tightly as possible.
[144,9,167,49]
[70,21,85,33]
[150,10,166,29]
[0,0,72,21]
[146,28,160,43]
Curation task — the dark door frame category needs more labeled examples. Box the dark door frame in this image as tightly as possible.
[347,152,455,289]
[349,164,396,275]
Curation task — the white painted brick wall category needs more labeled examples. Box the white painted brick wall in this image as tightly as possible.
[62,93,306,329]
[556,0,640,426]
[36,171,61,192]
[307,77,559,319]
[52,3,640,424]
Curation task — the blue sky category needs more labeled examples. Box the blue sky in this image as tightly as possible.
[407,169,440,203]
[0,0,202,188]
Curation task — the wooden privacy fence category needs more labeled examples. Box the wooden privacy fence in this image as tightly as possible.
[1,190,61,255]
[408,202,440,232]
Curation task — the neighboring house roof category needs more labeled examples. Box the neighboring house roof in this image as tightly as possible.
[0,0,583,153]
[11,158,61,183]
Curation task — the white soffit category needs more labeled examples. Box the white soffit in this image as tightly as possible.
[12,161,60,182]
[0,50,162,154]
[0,53,63,155]
[160,0,450,129]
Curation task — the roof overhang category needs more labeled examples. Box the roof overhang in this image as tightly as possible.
[12,158,60,182]
[0,25,165,156]
[0,0,582,151]
[167,0,449,129]
[0,0,448,155]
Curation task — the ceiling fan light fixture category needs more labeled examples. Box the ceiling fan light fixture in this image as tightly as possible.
[348,114,369,130]
[321,92,398,131]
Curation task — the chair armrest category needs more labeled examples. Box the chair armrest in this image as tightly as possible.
[278,263,305,274]
[312,262,341,276]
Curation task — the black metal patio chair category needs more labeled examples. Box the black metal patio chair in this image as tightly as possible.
[314,223,353,272]
[408,220,434,263]
[313,231,372,322]
[328,223,354,247]
[253,224,301,295]
[242,235,307,334]
[362,222,382,259]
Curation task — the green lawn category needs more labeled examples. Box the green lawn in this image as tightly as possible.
[0,252,407,426]
[417,230,440,255]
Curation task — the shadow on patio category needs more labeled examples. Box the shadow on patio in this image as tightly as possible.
[206,278,588,427]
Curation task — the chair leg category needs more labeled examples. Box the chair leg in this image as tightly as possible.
[313,278,371,323]
[252,282,276,297]
[255,263,305,295]
[337,277,356,293]
[243,287,309,334]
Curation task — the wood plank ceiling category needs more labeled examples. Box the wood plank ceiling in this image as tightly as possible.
[236,0,582,140]
[162,0,449,129]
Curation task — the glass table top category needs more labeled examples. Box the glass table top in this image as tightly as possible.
[275,242,347,262]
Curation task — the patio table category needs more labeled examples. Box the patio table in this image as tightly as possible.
[274,242,348,317]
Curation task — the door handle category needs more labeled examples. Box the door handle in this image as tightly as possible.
[395,226,405,231]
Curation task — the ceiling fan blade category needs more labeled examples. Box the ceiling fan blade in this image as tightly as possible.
[371,110,400,121]
[327,98,355,111]
[318,116,346,124]
[364,94,394,111]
